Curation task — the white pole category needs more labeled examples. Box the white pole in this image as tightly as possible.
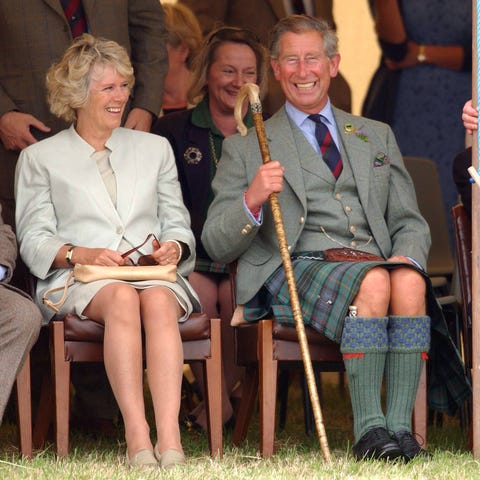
[472,0,479,458]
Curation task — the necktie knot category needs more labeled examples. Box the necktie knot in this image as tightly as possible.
[308,114,343,179]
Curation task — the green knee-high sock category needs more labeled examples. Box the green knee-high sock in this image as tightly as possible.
[385,315,430,434]
[340,316,389,441]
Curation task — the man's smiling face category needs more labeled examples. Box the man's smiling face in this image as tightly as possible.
[271,30,339,114]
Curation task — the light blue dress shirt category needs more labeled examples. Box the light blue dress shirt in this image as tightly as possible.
[0,265,7,281]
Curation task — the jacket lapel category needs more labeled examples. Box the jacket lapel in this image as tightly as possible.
[265,108,307,210]
[107,129,136,225]
[333,108,372,208]
[42,0,66,18]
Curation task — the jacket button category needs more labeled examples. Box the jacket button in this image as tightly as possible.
[299,216,305,224]
[116,227,123,234]
[241,224,252,235]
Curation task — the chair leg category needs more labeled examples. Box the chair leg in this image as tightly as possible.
[33,370,54,450]
[203,318,223,457]
[277,368,290,431]
[258,320,278,458]
[412,363,427,446]
[51,321,71,457]
[232,365,258,446]
[15,354,32,458]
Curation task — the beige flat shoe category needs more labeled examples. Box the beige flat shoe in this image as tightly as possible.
[127,449,158,467]
[154,446,186,469]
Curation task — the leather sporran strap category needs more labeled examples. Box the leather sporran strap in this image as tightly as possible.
[322,248,384,262]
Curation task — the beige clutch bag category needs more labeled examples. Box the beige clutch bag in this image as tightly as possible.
[74,263,177,283]
[43,264,177,313]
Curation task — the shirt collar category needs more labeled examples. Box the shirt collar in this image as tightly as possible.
[285,98,336,129]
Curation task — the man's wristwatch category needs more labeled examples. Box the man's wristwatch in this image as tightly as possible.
[417,45,427,64]
[65,245,76,267]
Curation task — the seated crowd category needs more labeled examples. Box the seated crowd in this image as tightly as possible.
[0,2,471,471]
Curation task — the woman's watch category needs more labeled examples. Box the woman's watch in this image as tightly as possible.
[417,45,427,64]
[65,245,76,267]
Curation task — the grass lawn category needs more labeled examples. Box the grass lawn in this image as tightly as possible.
[0,371,475,479]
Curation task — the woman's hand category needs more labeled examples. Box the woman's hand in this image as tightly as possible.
[73,247,127,266]
[53,245,126,269]
[387,255,414,265]
[150,238,182,265]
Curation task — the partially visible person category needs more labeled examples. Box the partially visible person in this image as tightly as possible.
[454,98,478,216]
[462,99,478,134]
[202,14,469,461]
[363,0,471,245]
[153,26,268,432]
[179,0,351,114]
[0,204,42,424]
[15,34,200,468]
[0,0,169,433]
[160,2,203,115]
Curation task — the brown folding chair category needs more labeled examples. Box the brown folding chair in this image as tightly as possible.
[14,354,33,457]
[231,312,428,457]
[32,312,223,458]
[452,203,472,434]
[452,203,472,371]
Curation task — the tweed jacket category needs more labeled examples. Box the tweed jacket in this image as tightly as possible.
[0,0,168,225]
[15,126,198,317]
[0,205,30,298]
[202,106,431,305]
[0,205,17,286]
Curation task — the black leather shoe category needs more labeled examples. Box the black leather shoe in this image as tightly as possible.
[392,431,432,461]
[352,427,404,461]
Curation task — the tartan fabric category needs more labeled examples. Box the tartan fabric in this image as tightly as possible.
[243,254,471,416]
[194,257,229,274]
[244,257,384,342]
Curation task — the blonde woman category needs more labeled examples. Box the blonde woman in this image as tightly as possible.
[16,34,200,468]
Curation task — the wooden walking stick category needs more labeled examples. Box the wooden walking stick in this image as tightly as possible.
[234,83,331,461]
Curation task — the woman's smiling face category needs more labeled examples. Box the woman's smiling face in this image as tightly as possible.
[206,41,258,115]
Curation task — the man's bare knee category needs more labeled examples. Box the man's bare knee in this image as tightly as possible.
[353,267,390,316]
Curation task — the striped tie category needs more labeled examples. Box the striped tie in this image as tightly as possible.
[61,0,87,38]
[308,114,343,179]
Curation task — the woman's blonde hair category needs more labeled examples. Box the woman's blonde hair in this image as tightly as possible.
[46,34,135,122]
[187,26,268,105]
[163,2,202,71]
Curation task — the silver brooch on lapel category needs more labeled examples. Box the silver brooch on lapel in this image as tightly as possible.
[184,147,202,165]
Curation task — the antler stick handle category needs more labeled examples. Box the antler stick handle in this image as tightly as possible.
[235,83,331,461]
